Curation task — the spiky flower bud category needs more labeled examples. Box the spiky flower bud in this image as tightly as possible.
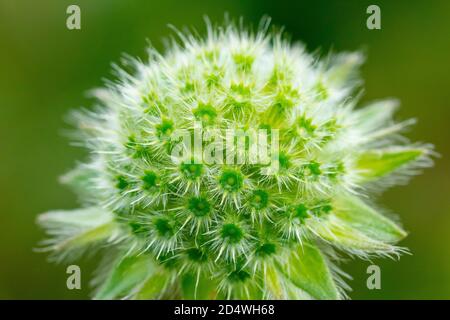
[38,20,433,300]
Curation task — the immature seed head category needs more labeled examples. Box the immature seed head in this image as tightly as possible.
[219,169,244,193]
[187,196,211,217]
[38,19,433,300]
[249,190,269,210]
[181,162,203,180]
[142,171,159,190]
[193,104,218,125]
[154,217,174,237]
[186,247,208,263]
[221,223,244,244]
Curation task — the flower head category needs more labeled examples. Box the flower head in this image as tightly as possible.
[38,19,433,299]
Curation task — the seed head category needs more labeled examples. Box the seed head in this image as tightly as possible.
[38,18,433,299]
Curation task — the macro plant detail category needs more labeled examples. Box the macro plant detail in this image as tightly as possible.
[38,20,433,300]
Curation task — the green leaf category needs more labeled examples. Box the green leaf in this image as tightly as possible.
[234,280,265,300]
[60,165,98,200]
[333,194,406,243]
[326,52,364,86]
[265,265,313,299]
[283,284,313,300]
[353,100,417,143]
[356,147,426,181]
[37,207,117,254]
[181,272,218,300]
[277,243,339,300]
[355,100,398,131]
[134,269,170,299]
[95,254,155,300]
[265,265,284,299]
[317,222,399,254]
[56,222,116,251]
[38,207,112,229]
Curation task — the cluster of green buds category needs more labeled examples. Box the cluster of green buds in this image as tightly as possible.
[38,20,432,299]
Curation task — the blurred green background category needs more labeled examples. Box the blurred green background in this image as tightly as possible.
[0,0,449,299]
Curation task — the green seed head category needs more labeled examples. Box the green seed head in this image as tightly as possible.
[116,175,129,191]
[154,217,174,237]
[180,162,204,180]
[38,19,433,300]
[249,189,269,210]
[255,242,277,257]
[193,103,218,125]
[156,119,174,138]
[228,268,251,283]
[292,204,309,221]
[220,223,244,244]
[142,171,159,190]
[187,196,211,217]
[186,247,208,263]
[219,169,244,193]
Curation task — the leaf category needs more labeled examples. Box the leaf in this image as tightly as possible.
[265,265,314,299]
[265,265,284,299]
[356,147,426,181]
[313,197,403,254]
[352,100,416,145]
[317,221,400,255]
[134,269,170,299]
[37,207,118,258]
[354,100,398,133]
[283,284,313,300]
[233,280,265,300]
[180,272,218,300]
[60,165,98,201]
[277,243,339,300]
[38,207,112,228]
[95,254,155,300]
[333,194,406,243]
[326,52,364,87]
[55,222,117,251]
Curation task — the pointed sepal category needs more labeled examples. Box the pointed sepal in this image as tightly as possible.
[277,243,340,300]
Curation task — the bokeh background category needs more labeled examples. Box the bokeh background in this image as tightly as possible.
[0,0,449,299]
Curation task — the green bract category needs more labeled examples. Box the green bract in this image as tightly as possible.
[38,20,433,299]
